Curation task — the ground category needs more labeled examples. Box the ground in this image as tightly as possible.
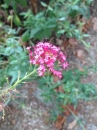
[0,1,97,130]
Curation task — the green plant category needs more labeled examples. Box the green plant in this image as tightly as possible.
[2,0,27,12]
[0,0,25,27]
[0,39,97,122]
[0,0,96,123]
[0,26,32,86]
[21,0,92,47]
[21,10,58,41]
[37,68,97,118]
[0,67,37,119]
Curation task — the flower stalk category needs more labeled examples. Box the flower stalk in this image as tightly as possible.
[27,42,68,79]
[0,69,37,98]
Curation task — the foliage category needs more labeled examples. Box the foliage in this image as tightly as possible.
[1,0,27,12]
[0,35,97,120]
[0,0,93,87]
[21,10,57,41]
[21,0,92,46]
[0,26,32,86]
[0,67,37,118]
[37,68,97,118]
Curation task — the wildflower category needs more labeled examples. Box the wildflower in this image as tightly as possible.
[63,62,68,69]
[27,42,68,78]
[38,65,46,76]
[26,46,31,51]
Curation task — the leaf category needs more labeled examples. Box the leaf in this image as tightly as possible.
[3,0,11,6]
[4,47,14,55]
[14,14,21,26]
[15,46,23,53]
[83,34,90,38]
[10,60,17,65]
[56,39,63,46]
[41,2,47,7]
[68,38,78,46]
[72,5,79,11]
[53,75,60,83]
[82,18,92,32]
[76,49,84,59]
[68,120,77,129]
[58,86,64,93]
[7,16,13,22]
[48,6,53,11]
[63,40,69,48]
[18,0,27,7]
[62,105,78,116]
[11,119,16,125]
[55,115,66,130]
[57,29,65,34]
[22,31,30,42]
[78,67,84,72]
[30,28,41,39]
[11,0,17,12]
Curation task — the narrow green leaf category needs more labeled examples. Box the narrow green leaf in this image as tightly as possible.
[41,2,47,7]
[14,14,21,26]
[22,31,30,42]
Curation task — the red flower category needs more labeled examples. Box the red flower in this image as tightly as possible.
[27,42,68,78]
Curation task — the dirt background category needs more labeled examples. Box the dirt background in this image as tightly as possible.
[0,1,97,130]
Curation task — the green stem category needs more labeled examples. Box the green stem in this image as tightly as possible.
[11,16,13,29]
[0,69,37,97]
[67,107,86,130]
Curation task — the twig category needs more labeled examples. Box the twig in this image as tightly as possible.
[67,107,86,130]
[0,61,9,65]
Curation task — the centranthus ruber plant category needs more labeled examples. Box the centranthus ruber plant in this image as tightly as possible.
[26,42,68,78]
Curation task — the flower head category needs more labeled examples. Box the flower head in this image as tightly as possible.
[27,42,68,78]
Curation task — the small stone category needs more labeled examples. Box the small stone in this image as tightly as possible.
[87,124,97,130]
[11,119,16,125]
[77,126,83,130]
[71,125,83,130]
[76,49,85,59]
[67,120,77,129]
[33,87,52,106]
[66,115,75,124]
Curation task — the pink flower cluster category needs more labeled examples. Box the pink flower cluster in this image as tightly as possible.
[26,42,68,78]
